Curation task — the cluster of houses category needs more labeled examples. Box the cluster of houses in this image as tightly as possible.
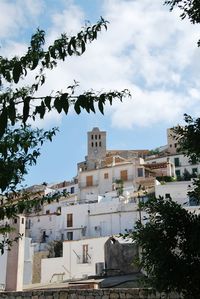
[1,127,200,291]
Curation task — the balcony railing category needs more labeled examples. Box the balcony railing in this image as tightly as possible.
[78,180,99,188]
[112,175,134,183]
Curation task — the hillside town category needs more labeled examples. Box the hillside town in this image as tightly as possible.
[0,126,199,291]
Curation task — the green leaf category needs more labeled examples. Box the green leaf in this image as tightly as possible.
[54,97,62,113]
[98,100,104,114]
[44,96,52,110]
[23,97,31,124]
[8,100,16,125]
[74,101,81,114]
[60,93,69,114]
[31,58,39,70]
[81,40,86,53]
[13,61,23,84]
[0,107,8,137]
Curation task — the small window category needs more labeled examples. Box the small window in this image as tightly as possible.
[83,244,89,263]
[67,213,73,227]
[57,207,61,214]
[104,173,109,179]
[95,142,98,147]
[91,142,94,147]
[95,135,97,140]
[99,135,101,139]
[14,218,17,224]
[91,135,93,140]
[120,170,128,181]
[86,175,93,187]
[21,218,24,224]
[174,157,180,167]
[170,144,172,148]
[67,231,73,240]
[99,141,101,147]
[137,168,144,177]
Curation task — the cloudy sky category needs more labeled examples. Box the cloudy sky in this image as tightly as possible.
[1,0,200,186]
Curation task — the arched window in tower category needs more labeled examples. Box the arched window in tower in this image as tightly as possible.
[91,135,93,140]
[91,142,94,147]
[95,135,97,140]
[99,135,101,139]
[95,142,98,147]
[99,141,101,147]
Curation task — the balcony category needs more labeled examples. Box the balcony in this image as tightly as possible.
[78,180,99,188]
[112,175,134,183]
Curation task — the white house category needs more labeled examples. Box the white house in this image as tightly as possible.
[41,236,108,283]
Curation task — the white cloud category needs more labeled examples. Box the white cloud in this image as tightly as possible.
[1,0,200,130]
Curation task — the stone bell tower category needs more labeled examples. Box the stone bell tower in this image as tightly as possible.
[87,127,106,161]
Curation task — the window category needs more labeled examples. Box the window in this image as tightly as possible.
[67,213,73,227]
[165,193,171,199]
[82,244,89,263]
[95,142,98,147]
[91,142,93,147]
[99,141,101,147]
[174,143,177,148]
[137,168,144,177]
[56,207,61,214]
[86,175,93,187]
[14,218,17,224]
[170,144,172,148]
[95,135,97,140]
[70,186,75,194]
[120,170,128,181]
[175,170,181,177]
[99,135,101,139]
[91,135,93,140]
[174,157,180,167]
[21,218,24,224]
[67,232,73,240]
[104,173,109,179]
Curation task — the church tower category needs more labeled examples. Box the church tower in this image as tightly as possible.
[87,127,106,161]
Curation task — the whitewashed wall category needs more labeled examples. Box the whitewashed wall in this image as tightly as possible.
[41,237,108,283]
[155,181,191,205]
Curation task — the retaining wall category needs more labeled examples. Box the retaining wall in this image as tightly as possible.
[0,288,182,298]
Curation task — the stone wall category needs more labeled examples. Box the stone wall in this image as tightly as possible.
[32,251,49,284]
[0,288,182,298]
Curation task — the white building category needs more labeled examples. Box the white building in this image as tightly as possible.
[41,236,108,283]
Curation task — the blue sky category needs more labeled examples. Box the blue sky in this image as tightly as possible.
[1,0,200,186]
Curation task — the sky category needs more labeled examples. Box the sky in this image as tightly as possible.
[0,0,200,186]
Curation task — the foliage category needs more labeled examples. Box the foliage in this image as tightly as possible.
[131,197,200,299]
[187,175,200,204]
[48,240,63,258]
[0,18,130,137]
[164,0,200,45]
[156,176,175,183]
[149,148,159,155]
[115,179,124,196]
[0,18,129,253]
[174,114,200,163]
